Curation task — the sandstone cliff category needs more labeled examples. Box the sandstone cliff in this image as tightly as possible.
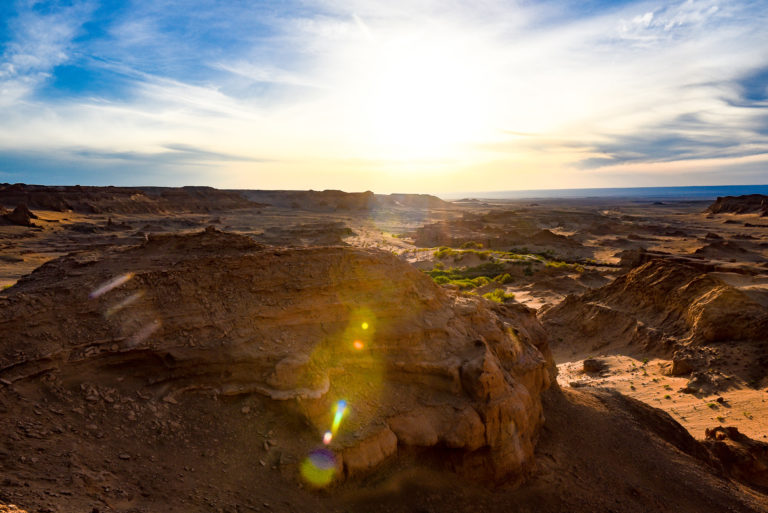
[0,228,552,485]
[541,259,768,390]
[706,194,768,216]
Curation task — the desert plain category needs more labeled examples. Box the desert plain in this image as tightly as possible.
[1,183,767,512]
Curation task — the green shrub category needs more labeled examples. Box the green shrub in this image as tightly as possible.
[482,289,516,303]
[494,273,513,284]
[434,246,457,259]
[426,262,508,289]
[460,241,483,249]
[545,261,585,273]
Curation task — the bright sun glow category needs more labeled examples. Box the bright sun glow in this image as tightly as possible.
[345,32,497,163]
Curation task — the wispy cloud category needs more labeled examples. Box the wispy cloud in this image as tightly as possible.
[0,1,95,105]
[0,0,767,191]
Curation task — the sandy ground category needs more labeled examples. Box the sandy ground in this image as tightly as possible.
[2,192,768,512]
[558,356,768,441]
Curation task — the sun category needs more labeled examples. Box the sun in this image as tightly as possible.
[352,33,496,162]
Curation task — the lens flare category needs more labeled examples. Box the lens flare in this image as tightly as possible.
[105,290,145,318]
[127,319,161,347]
[323,431,333,445]
[332,400,347,435]
[353,340,364,350]
[361,322,369,330]
[89,273,134,299]
[300,449,336,487]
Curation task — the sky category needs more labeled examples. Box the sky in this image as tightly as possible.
[0,0,767,193]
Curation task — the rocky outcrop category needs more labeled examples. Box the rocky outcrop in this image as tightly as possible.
[704,426,768,491]
[541,259,768,388]
[1,204,38,226]
[693,240,764,262]
[0,228,552,482]
[254,222,355,246]
[706,194,768,216]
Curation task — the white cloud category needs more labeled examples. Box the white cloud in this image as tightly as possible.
[0,1,94,106]
[0,0,767,191]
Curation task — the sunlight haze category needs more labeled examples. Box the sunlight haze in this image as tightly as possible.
[1,0,767,192]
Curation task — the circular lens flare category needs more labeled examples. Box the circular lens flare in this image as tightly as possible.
[300,449,336,487]
[323,431,333,445]
[361,322,369,330]
[353,340,364,350]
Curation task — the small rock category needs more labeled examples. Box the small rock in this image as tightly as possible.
[163,395,178,404]
[118,453,131,460]
[241,406,250,414]
[583,358,606,373]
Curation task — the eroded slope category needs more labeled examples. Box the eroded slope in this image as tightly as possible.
[0,228,553,510]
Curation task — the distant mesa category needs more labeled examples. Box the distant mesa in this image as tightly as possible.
[237,189,450,212]
[706,194,768,216]
[238,189,377,211]
[0,184,451,215]
[0,183,263,214]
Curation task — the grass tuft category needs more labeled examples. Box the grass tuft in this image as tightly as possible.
[482,289,516,303]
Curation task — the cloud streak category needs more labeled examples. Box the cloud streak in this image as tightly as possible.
[0,0,767,191]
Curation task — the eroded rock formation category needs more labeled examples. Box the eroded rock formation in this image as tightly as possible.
[1,204,38,226]
[706,194,768,216]
[0,228,552,482]
[541,259,768,390]
[704,426,768,491]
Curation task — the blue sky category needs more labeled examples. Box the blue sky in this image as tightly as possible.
[0,0,767,193]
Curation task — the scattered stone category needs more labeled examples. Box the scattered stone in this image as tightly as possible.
[583,358,606,374]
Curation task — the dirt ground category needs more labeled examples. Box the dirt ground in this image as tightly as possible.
[2,190,767,512]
